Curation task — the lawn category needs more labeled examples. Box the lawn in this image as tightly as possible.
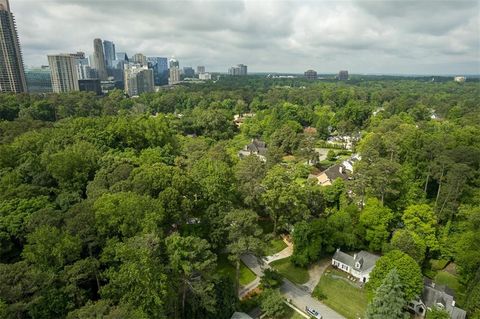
[313,268,368,319]
[264,238,288,256]
[270,257,309,285]
[216,254,256,286]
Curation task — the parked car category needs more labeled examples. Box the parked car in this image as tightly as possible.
[305,306,322,319]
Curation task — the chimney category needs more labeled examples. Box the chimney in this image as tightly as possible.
[452,300,455,307]
[339,166,343,174]
[353,253,357,260]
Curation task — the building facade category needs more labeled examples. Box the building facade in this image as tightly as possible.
[228,64,247,76]
[169,66,180,85]
[25,66,52,93]
[338,70,349,80]
[124,64,154,96]
[79,79,102,95]
[48,54,79,93]
[183,66,195,78]
[304,69,317,80]
[132,53,147,66]
[103,40,116,68]
[332,249,379,283]
[147,56,169,85]
[197,65,205,74]
[0,0,27,93]
[92,38,108,80]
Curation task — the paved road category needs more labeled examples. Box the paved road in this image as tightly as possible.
[241,254,345,319]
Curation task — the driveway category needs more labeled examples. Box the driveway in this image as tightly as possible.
[303,258,331,293]
[241,254,345,319]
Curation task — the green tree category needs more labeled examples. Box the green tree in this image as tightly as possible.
[427,307,450,319]
[367,250,423,301]
[235,155,266,209]
[260,289,286,319]
[365,268,408,319]
[224,209,263,291]
[260,269,283,289]
[165,233,217,319]
[389,229,426,264]
[360,198,394,251]
[402,204,439,253]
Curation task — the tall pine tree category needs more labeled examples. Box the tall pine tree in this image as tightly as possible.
[366,268,408,319]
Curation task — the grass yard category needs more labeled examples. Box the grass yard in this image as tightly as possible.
[216,254,257,286]
[313,269,368,319]
[435,270,463,296]
[264,238,288,256]
[270,257,309,285]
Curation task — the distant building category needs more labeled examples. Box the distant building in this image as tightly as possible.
[116,52,128,62]
[238,139,267,162]
[332,249,379,283]
[48,54,79,93]
[169,58,179,69]
[25,66,52,93]
[198,72,212,80]
[147,57,169,85]
[124,64,154,96]
[79,79,102,95]
[197,65,205,74]
[169,66,181,85]
[228,64,247,76]
[92,38,108,80]
[337,70,349,80]
[454,76,466,83]
[132,53,147,66]
[304,69,317,80]
[0,0,27,93]
[183,66,195,78]
[103,40,116,68]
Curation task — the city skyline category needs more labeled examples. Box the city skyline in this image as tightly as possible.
[8,0,480,75]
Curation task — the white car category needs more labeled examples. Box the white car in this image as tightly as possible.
[305,306,322,319]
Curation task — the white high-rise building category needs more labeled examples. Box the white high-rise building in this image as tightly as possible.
[124,64,154,96]
[48,54,79,93]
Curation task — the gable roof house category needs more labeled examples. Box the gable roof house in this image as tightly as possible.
[310,163,349,186]
[332,249,380,283]
[238,139,268,162]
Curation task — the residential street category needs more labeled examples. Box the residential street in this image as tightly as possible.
[240,254,345,319]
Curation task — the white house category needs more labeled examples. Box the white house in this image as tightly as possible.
[332,249,379,283]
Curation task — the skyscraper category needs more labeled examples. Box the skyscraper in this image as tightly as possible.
[0,0,27,93]
[103,40,116,68]
[92,38,108,80]
[124,64,154,96]
[169,58,179,69]
[228,64,247,76]
[169,67,180,85]
[304,69,317,80]
[116,52,128,62]
[48,54,79,93]
[132,53,147,66]
[25,66,52,93]
[337,70,349,81]
[147,57,168,85]
[197,66,205,74]
[183,66,195,78]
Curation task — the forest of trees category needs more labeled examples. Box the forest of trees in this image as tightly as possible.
[0,76,479,318]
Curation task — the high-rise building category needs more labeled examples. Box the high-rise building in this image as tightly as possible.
[132,53,147,66]
[337,70,349,81]
[304,69,317,80]
[92,38,108,80]
[183,66,195,78]
[169,58,179,69]
[116,52,128,62]
[25,66,52,93]
[0,0,27,93]
[169,67,180,85]
[147,57,168,85]
[48,54,79,93]
[228,64,247,76]
[103,40,116,68]
[124,64,154,96]
[197,66,205,74]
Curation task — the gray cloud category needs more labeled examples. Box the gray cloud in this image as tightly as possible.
[10,0,480,74]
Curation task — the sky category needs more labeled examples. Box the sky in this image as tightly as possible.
[10,0,480,74]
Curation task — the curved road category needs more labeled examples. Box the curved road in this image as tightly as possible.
[240,254,345,319]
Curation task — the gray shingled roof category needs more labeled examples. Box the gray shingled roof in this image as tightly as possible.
[332,249,379,273]
[247,139,267,156]
[323,164,349,181]
[422,280,466,319]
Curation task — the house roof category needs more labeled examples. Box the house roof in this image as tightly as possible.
[332,249,380,273]
[246,139,267,156]
[323,164,349,181]
[231,312,253,319]
[422,279,466,319]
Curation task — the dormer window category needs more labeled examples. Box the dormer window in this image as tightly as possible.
[355,262,361,269]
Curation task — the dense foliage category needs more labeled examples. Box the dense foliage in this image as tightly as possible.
[0,76,478,318]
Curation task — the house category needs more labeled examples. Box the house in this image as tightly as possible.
[408,279,466,319]
[341,154,361,173]
[233,113,255,127]
[231,312,253,319]
[309,164,349,186]
[332,249,380,283]
[238,139,268,162]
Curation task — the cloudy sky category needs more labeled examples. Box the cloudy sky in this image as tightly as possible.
[10,0,480,74]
